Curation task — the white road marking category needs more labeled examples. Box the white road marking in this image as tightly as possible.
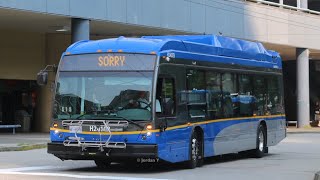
[0,171,172,180]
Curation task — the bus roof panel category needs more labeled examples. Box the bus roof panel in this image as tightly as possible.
[65,35,282,69]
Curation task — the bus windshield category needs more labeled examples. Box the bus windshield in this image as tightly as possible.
[54,71,153,121]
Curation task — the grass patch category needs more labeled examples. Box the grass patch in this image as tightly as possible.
[16,144,47,151]
[0,144,47,152]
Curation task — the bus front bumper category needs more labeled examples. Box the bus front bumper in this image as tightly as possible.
[47,142,158,160]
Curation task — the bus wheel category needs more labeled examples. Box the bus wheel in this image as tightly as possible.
[187,131,202,169]
[252,124,267,158]
[94,159,111,168]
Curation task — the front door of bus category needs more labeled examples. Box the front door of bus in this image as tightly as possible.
[156,77,189,162]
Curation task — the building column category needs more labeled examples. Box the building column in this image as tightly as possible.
[279,0,283,5]
[296,48,310,128]
[71,18,90,43]
[297,0,308,9]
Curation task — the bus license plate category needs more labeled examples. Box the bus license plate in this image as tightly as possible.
[89,125,123,132]
[69,126,82,133]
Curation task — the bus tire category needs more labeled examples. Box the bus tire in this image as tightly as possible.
[94,159,111,168]
[186,131,203,169]
[252,124,267,158]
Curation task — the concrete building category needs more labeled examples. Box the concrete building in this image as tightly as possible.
[0,0,319,132]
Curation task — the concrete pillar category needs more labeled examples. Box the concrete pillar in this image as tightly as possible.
[296,48,310,128]
[279,0,283,5]
[71,18,90,43]
[297,0,308,9]
[35,34,71,132]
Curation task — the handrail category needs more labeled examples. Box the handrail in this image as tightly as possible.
[245,0,320,15]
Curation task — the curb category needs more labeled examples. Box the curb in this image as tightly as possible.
[315,171,320,180]
[0,143,47,152]
[287,131,320,134]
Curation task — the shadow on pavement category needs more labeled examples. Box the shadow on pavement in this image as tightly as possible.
[62,153,278,174]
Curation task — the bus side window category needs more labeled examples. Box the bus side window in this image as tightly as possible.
[238,74,254,116]
[222,73,237,118]
[253,76,267,116]
[186,69,206,121]
[267,76,282,115]
[206,71,222,119]
[156,78,176,117]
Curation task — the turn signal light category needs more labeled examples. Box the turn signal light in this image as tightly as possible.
[146,124,152,130]
[53,123,58,128]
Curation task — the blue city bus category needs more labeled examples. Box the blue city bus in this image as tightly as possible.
[45,35,286,169]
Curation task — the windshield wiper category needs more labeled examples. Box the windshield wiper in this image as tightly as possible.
[75,111,145,130]
[75,110,99,119]
[110,115,145,130]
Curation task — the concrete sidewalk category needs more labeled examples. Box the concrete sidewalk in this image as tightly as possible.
[0,133,49,152]
[287,126,320,134]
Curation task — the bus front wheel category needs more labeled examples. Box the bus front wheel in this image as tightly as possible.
[94,159,111,168]
[186,131,203,169]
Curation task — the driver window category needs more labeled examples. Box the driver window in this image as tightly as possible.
[156,78,176,116]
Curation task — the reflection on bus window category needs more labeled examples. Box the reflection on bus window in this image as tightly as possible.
[238,74,254,116]
[267,77,283,115]
[222,73,237,118]
[186,70,206,121]
[206,72,222,119]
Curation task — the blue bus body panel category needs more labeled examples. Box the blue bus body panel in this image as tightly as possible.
[50,115,286,163]
[156,116,285,162]
[50,131,157,144]
[65,35,282,69]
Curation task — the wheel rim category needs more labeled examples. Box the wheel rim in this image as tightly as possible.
[192,138,199,161]
[258,130,264,152]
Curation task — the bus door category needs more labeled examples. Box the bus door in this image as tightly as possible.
[156,77,189,162]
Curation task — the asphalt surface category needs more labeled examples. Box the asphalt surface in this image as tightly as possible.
[0,133,319,180]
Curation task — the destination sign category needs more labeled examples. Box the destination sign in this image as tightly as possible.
[98,55,125,67]
[60,53,156,71]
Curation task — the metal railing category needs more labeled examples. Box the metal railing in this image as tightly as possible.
[245,0,320,15]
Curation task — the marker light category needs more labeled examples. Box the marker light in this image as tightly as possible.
[97,49,102,52]
[107,49,112,52]
[54,129,59,134]
[53,123,58,128]
[147,131,152,136]
[118,49,123,52]
[146,124,152,130]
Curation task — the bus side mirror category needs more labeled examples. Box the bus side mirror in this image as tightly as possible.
[36,64,57,86]
[37,71,48,86]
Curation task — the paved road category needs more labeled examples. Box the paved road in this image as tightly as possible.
[0,133,319,180]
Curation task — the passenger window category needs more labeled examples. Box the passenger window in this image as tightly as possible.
[267,76,282,115]
[186,69,206,121]
[222,73,237,118]
[253,76,267,116]
[206,72,222,119]
[238,74,254,116]
[156,78,176,117]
